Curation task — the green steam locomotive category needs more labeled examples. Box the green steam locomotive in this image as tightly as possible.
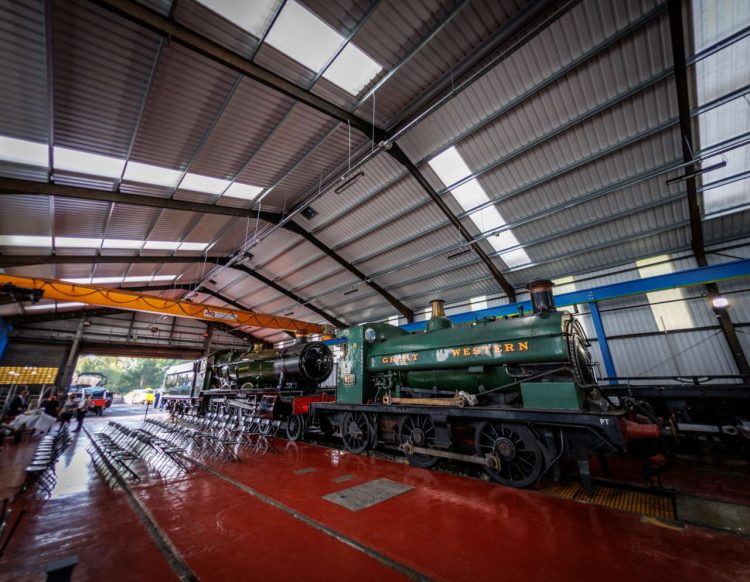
[305,282,663,491]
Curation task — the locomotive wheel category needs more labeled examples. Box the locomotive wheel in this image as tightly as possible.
[286,414,307,442]
[475,423,544,488]
[341,412,371,454]
[399,415,439,468]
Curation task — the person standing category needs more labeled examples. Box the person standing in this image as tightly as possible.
[59,394,77,429]
[72,394,91,433]
[42,395,59,418]
[6,389,30,420]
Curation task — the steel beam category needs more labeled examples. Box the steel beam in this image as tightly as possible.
[399,258,750,330]
[0,179,407,319]
[0,255,226,267]
[281,222,413,321]
[229,263,348,328]
[667,0,749,377]
[668,0,705,264]
[6,304,269,345]
[387,144,516,301]
[90,0,387,142]
[7,307,123,325]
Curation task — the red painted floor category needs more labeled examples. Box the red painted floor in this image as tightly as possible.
[2,407,749,582]
[1,429,178,582]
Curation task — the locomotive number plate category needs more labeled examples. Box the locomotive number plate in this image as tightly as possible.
[342,373,356,385]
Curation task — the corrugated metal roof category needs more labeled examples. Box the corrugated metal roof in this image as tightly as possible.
[174,0,261,60]
[396,0,662,161]
[0,0,48,142]
[128,43,238,169]
[186,79,296,180]
[53,0,161,157]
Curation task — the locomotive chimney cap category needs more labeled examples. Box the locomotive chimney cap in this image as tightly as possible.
[526,279,554,291]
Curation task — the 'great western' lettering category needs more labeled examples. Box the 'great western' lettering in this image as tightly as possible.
[377,342,530,366]
[450,342,529,357]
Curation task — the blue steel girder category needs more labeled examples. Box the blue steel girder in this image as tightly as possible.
[398,258,750,332]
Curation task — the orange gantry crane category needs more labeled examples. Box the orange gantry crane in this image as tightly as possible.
[0,274,330,335]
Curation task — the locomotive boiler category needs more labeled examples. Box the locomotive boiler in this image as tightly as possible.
[163,340,334,416]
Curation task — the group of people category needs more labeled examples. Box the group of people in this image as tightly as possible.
[4,389,92,433]
[44,393,92,432]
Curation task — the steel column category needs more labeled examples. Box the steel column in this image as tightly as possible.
[588,302,616,383]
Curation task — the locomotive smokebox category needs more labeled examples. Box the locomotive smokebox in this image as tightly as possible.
[527,280,556,315]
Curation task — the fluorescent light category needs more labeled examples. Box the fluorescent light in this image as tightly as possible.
[143,241,181,250]
[179,173,231,194]
[0,135,48,167]
[0,235,52,247]
[195,0,280,37]
[62,275,178,285]
[102,239,144,249]
[265,0,341,71]
[26,301,85,311]
[54,147,125,178]
[55,237,103,248]
[323,43,382,95]
[123,161,182,187]
[223,182,263,200]
[178,242,210,251]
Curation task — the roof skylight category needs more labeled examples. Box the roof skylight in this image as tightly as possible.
[0,136,47,167]
[195,0,280,37]
[0,235,52,247]
[178,242,210,251]
[123,161,183,187]
[143,241,181,250]
[323,43,383,95]
[264,0,383,95]
[101,239,145,249]
[429,147,531,268]
[55,237,103,248]
[223,182,263,200]
[180,173,231,194]
[54,147,125,178]
[265,0,341,71]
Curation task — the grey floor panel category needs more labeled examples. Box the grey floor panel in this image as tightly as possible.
[332,474,355,483]
[676,495,750,535]
[323,478,413,511]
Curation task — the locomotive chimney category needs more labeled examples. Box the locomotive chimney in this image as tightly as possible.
[294,332,309,345]
[430,299,446,319]
[527,280,556,316]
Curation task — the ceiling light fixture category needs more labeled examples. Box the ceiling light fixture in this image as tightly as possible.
[343,288,359,296]
[712,296,729,309]
[334,172,364,195]
[447,248,472,260]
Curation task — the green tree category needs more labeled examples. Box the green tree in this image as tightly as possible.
[74,356,188,394]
